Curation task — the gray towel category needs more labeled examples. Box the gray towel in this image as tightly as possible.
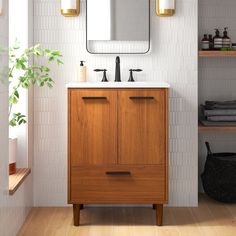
[204,109,236,116]
[204,100,236,110]
[206,105,236,109]
[200,120,236,126]
[207,116,236,122]
[206,100,236,106]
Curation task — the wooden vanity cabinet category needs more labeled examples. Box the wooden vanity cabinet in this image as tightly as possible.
[68,88,168,226]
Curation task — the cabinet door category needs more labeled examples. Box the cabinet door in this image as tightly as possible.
[118,89,168,165]
[69,89,117,166]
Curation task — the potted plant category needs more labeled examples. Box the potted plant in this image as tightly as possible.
[8,41,63,174]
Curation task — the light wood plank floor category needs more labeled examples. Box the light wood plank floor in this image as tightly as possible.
[18,194,236,236]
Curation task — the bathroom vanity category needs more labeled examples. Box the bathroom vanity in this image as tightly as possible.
[67,82,169,226]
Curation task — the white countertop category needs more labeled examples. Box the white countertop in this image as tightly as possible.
[66,82,170,88]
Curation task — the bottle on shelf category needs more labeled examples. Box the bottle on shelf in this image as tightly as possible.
[222,27,231,49]
[208,34,214,50]
[213,29,223,50]
[201,34,209,50]
[232,43,236,51]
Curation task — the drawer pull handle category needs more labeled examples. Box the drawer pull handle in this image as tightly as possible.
[129,96,154,100]
[106,171,131,176]
[82,96,107,100]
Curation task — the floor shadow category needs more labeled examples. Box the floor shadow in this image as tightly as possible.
[77,195,236,227]
[79,207,157,226]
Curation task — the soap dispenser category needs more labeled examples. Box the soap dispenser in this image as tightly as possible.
[78,61,86,82]
[222,27,231,49]
[213,29,223,50]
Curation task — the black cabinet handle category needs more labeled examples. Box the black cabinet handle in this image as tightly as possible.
[129,96,154,100]
[106,171,131,176]
[82,96,107,100]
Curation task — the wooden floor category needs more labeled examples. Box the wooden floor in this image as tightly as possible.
[18,194,236,236]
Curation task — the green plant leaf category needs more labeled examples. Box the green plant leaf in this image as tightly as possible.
[49,56,54,62]
[41,66,50,72]
[9,113,27,127]
[9,91,19,105]
[8,42,63,127]
[57,59,63,65]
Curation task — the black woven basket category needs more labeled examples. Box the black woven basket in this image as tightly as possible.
[201,142,236,203]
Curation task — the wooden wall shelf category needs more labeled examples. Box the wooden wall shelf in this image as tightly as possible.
[199,124,236,133]
[9,168,31,195]
[199,50,236,57]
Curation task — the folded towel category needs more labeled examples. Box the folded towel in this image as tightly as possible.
[204,109,236,116]
[204,100,236,110]
[200,120,236,126]
[207,116,236,122]
[206,100,236,106]
[205,105,236,110]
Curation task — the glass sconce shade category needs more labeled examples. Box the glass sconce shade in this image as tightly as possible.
[61,0,80,16]
[156,0,175,16]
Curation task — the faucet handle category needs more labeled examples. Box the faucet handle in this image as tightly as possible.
[130,69,142,72]
[128,69,143,82]
[94,69,108,82]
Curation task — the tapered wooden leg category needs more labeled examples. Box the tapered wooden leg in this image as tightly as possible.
[155,204,163,226]
[73,204,81,226]
[153,204,156,210]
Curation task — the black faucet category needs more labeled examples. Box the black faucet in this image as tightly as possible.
[128,69,143,82]
[94,69,108,82]
[115,56,121,82]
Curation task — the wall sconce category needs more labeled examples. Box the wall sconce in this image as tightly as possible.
[61,0,80,17]
[0,0,3,15]
[156,0,175,17]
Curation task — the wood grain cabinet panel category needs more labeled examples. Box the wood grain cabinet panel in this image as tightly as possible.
[69,89,117,166]
[70,165,166,204]
[118,89,167,165]
[68,88,168,226]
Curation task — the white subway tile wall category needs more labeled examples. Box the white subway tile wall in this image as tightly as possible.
[0,1,33,235]
[198,0,236,191]
[33,0,198,207]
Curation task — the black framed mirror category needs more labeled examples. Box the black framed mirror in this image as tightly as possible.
[86,0,150,54]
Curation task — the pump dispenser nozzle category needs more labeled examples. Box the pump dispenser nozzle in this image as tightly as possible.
[223,27,228,36]
[80,61,85,66]
[214,29,220,36]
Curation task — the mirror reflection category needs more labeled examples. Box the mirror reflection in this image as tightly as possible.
[87,0,149,41]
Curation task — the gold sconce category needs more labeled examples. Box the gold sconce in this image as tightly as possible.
[156,0,175,17]
[61,0,80,17]
[0,0,3,15]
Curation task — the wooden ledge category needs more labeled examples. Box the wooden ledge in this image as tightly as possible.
[9,168,31,195]
[199,124,236,133]
[199,50,236,57]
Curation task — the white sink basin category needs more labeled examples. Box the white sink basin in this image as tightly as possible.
[67,82,170,88]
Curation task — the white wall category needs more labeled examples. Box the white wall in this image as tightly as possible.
[198,0,236,191]
[0,1,33,235]
[33,0,198,207]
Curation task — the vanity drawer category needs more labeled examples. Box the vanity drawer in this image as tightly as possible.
[69,165,167,204]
